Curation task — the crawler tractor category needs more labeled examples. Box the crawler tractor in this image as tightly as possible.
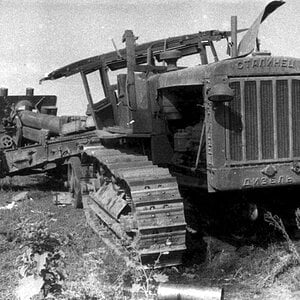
[1,1,297,266]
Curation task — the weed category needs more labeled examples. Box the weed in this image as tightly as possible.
[17,219,66,298]
[262,211,300,287]
[264,211,300,263]
[119,250,169,300]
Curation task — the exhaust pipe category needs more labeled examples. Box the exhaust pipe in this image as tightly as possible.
[231,16,237,58]
[157,283,224,300]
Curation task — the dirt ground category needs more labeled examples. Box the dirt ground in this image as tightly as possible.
[0,175,300,300]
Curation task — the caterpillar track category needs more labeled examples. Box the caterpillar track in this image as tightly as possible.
[79,145,187,268]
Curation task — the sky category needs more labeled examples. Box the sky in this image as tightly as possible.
[0,0,299,115]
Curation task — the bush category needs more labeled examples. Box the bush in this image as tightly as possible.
[17,220,66,298]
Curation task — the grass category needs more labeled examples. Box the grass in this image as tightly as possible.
[0,176,127,300]
[0,175,300,300]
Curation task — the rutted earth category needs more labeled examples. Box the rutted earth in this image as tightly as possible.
[0,175,300,300]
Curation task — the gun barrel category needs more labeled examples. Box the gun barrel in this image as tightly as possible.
[19,110,62,135]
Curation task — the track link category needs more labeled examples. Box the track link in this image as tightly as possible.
[82,145,186,267]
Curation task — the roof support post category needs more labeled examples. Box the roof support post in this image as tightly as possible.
[80,71,99,130]
[99,66,118,124]
[198,42,208,65]
[122,30,137,111]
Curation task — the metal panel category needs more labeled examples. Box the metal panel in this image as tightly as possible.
[241,81,246,161]
[288,79,293,158]
[276,80,289,158]
[273,79,278,159]
[244,81,258,160]
[260,80,274,159]
[228,82,242,161]
[256,80,262,160]
[292,79,300,157]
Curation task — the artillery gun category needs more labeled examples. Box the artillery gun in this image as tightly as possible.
[0,87,100,206]
[1,1,297,266]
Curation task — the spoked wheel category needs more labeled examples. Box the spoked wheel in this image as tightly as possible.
[0,135,14,149]
[67,156,83,208]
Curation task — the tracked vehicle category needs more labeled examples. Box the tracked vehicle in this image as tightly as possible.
[1,1,297,266]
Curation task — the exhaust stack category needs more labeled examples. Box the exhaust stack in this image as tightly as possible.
[231,16,238,58]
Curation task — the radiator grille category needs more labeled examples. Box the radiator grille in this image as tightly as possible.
[227,77,300,164]
[261,81,274,159]
[245,81,258,160]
